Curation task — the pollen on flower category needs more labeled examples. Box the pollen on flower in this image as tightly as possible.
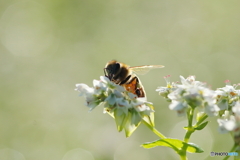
[230,92,238,96]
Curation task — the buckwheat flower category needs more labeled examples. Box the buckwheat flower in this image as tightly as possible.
[169,100,188,116]
[93,79,107,93]
[232,102,240,116]
[217,101,240,144]
[180,75,196,85]
[75,83,94,96]
[201,88,220,116]
[217,115,236,134]
[156,75,178,101]
[216,80,240,111]
[75,83,101,111]
[204,103,220,117]
[159,75,220,116]
[75,76,154,137]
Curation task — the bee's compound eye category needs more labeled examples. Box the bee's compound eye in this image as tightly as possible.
[113,63,120,73]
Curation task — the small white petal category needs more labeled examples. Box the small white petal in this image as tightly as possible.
[215,90,226,97]
[169,100,187,110]
[105,94,116,105]
[217,118,236,133]
[232,102,240,115]
[100,76,110,83]
[116,97,130,108]
[225,121,236,131]
[128,92,137,99]
[168,88,183,100]
[204,104,220,116]
[222,110,230,119]
[113,90,123,98]
[93,79,107,91]
[87,101,100,111]
[186,75,196,83]
[156,87,167,93]
[179,75,188,85]
[75,83,94,96]
[217,119,230,133]
[114,84,125,92]
[134,104,148,112]
[131,98,145,107]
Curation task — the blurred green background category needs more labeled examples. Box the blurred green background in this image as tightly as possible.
[0,0,239,160]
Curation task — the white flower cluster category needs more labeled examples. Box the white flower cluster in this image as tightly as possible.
[216,81,240,144]
[156,75,220,116]
[217,101,240,144]
[75,76,154,137]
[156,75,178,102]
[215,81,240,111]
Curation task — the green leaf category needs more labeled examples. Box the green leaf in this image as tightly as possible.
[196,113,208,125]
[141,138,203,153]
[124,111,141,137]
[114,109,128,132]
[183,126,188,130]
[195,121,208,130]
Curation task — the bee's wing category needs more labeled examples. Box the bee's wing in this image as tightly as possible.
[129,65,164,75]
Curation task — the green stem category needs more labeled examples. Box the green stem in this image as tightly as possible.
[143,120,166,139]
[184,108,195,143]
[184,129,194,143]
[188,108,194,127]
[223,143,238,160]
[180,155,186,160]
[152,127,166,139]
[181,107,195,160]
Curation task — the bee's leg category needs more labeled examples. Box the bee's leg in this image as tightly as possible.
[134,77,145,98]
[136,88,145,97]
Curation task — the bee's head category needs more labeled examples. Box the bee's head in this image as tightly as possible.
[104,60,121,81]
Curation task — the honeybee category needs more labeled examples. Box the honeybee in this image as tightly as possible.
[104,60,164,98]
